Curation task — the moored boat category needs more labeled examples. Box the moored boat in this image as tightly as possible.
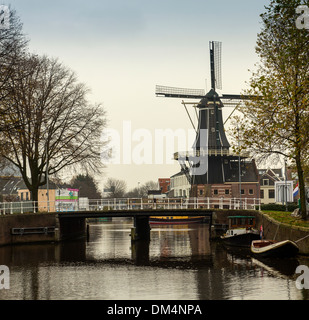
[221,228,260,247]
[220,216,260,247]
[251,240,299,258]
[149,216,205,225]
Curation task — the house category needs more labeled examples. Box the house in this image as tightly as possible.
[17,179,79,212]
[169,171,191,198]
[258,168,284,204]
[17,181,58,212]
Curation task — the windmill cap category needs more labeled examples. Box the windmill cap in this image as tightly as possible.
[197,89,222,107]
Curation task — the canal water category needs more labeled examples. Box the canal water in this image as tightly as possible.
[0,218,308,300]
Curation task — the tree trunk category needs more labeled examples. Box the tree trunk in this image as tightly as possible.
[296,152,307,220]
[30,187,39,213]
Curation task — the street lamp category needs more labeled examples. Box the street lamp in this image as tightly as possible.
[237,125,242,210]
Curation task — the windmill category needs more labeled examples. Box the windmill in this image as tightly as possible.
[156,41,257,197]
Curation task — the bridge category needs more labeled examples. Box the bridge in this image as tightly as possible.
[0,197,260,245]
[57,208,215,241]
[0,196,261,214]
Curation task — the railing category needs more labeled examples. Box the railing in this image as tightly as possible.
[0,197,261,215]
[174,149,251,159]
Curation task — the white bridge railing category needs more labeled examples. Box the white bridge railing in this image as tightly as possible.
[0,197,261,215]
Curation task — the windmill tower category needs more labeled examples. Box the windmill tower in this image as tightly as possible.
[156,41,259,200]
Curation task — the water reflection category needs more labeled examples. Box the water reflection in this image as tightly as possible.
[0,218,308,300]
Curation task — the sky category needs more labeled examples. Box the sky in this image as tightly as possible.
[6,0,270,191]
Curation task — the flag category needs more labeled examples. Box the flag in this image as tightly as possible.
[293,183,299,197]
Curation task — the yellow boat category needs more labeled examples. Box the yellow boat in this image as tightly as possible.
[149,216,205,225]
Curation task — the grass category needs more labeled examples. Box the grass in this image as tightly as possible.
[262,210,309,229]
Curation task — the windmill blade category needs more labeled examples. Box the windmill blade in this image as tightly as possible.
[156,85,205,99]
[222,94,258,100]
[213,41,222,90]
[221,93,260,107]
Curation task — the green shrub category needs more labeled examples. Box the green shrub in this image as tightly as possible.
[257,203,298,212]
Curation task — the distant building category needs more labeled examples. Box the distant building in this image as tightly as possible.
[17,181,58,212]
[258,168,284,204]
[158,178,170,194]
[55,188,79,212]
[148,190,166,199]
[0,176,23,201]
[169,172,191,198]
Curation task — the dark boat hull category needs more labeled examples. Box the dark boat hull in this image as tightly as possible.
[222,232,260,248]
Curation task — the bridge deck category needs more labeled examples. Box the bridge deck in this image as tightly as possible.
[57,209,214,219]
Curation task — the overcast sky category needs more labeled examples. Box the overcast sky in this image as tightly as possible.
[7,0,270,191]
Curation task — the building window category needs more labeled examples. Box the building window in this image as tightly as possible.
[260,190,264,198]
[263,179,269,186]
[21,193,24,201]
[225,189,229,195]
[249,189,254,195]
[269,189,275,199]
[241,189,245,195]
[199,189,203,196]
[214,189,218,195]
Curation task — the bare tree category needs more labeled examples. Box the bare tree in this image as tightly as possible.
[139,181,159,197]
[0,6,28,88]
[125,180,159,198]
[0,6,28,161]
[104,178,127,198]
[0,54,107,204]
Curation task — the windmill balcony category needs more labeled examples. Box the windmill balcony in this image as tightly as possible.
[174,149,250,160]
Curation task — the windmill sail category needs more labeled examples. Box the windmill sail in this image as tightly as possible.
[210,41,222,91]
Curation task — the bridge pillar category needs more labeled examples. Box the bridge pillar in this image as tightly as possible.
[131,216,151,241]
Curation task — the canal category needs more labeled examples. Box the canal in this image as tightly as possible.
[0,218,308,300]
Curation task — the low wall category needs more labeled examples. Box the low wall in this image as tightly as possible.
[255,212,309,255]
[0,213,59,246]
[0,214,86,246]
